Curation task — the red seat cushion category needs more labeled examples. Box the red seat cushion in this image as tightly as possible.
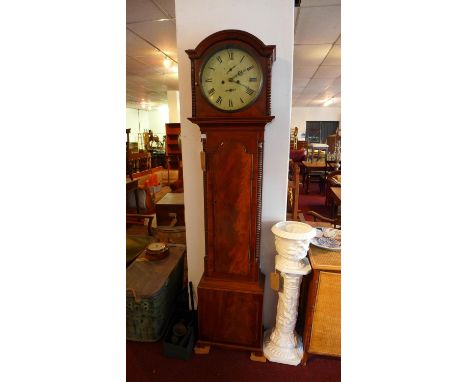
[290,149,306,162]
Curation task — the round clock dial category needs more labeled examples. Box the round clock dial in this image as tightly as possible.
[200,47,263,111]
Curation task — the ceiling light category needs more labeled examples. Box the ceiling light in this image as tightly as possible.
[323,98,335,107]
[163,57,172,68]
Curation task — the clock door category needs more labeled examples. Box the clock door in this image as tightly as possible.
[204,130,260,281]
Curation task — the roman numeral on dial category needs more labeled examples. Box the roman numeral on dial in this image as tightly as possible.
[229,99,233,107]
[205,78,213,82]
[249,78,257,82]
[246,65,254,71]
[208,88,215,96]
[228,50,233,60]
[245,87,254,96]
[216,96,222,104]
[216,56,222,63]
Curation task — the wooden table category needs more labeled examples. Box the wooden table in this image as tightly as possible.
[155,193,185,226]
[301,159,327,170]
[330,187,341,219]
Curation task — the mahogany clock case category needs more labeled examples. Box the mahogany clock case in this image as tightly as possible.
[186,30,276,353]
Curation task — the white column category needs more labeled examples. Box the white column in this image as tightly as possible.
[263,221,316,365]
[167,90,180,123]
[175,0,294,327]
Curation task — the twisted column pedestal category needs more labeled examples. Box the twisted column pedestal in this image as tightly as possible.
[263,221,316,365]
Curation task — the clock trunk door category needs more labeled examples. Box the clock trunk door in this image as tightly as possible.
[204,131,260,281]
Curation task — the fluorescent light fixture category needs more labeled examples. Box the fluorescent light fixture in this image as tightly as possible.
[323,97,335,107]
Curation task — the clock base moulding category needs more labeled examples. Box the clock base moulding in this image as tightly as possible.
[195,274,265,353]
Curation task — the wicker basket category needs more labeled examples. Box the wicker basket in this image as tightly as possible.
[126,244,185,342]
[308,271,341,356]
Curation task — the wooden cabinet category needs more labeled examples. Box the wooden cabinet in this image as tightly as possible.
[165,123,181,169]
[301,247,341,365]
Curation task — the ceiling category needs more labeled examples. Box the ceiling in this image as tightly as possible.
[126,0,341,110]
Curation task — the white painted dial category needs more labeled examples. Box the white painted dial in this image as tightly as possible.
[200,47,263,111]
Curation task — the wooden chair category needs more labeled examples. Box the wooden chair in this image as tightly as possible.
[287,161,301,221]
[325,170,341,207]
[302,210,341,229]
[126,214,155,236]
[303,161,326,194]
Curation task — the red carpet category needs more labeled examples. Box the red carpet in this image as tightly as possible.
[127,340,340,382]
[298,182,331,220]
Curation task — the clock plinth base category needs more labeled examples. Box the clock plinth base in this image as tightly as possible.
[250,351,267,363]
[194,344,211,355]
[197,274,265,353]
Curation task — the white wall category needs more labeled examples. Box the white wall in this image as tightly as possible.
[291,106,341,140]
[126,107,169,146]
[167,91,180,123]
[175,0,294,328]
[147,106,169,138]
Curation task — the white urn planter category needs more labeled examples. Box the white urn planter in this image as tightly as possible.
[263,221,316,366]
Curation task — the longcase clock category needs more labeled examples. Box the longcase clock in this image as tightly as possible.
[186,30,275,356]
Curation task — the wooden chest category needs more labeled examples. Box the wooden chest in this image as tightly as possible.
[126,244,185,342]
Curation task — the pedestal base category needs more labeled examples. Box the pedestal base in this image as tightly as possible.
[263,329,304,366]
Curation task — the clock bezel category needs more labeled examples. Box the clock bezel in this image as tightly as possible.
[186,29,276,118]
[199,44,264,113]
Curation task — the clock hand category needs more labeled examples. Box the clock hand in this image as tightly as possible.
[225,88,237,92]
[228,68,248,81]
[226,64,237,74]
[230,80,250,90]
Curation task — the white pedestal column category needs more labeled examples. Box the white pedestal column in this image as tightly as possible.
[263,221,316,365]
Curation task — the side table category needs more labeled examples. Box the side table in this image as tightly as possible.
[301,246,341,365]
